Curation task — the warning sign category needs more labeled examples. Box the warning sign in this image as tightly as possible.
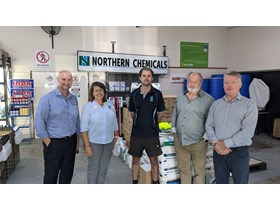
[72,75,79,82]
[35,50,51,68]
[70,75,81,98]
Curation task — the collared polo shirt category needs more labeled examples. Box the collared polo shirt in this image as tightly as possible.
[129,86,165,139]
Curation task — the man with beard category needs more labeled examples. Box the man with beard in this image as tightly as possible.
[128,67,165,184]
[171,72,214,184]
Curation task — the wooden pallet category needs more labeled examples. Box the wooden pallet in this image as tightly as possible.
[273,118,280,138]
[249,157,267,172]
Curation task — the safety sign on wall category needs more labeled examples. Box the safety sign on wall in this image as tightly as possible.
[70,75,81,98]
[45,74,56,88]
[35,50,51,68]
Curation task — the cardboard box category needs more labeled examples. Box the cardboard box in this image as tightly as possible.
[139,164,152,184]
[163,95,177,112]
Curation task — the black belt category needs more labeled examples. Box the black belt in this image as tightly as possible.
[229,146,248,151]
[51,133,76,141]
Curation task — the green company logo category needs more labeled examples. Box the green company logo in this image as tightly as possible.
[79,56,90,66]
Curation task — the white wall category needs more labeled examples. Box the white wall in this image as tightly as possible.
[5,26,280,133]
[227,26,280,71]
[5,26,280,80]
[0,26,229,96]
[156,26,228,94]
[0,26,84,73]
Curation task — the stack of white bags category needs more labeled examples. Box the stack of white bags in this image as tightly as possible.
[158,134,180,184]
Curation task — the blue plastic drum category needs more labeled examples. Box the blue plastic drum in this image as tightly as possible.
[240,73,251,98]
[208,78,225,100]
[211,74,224,78]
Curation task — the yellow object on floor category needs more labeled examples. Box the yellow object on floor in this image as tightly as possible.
[159,122,171,130]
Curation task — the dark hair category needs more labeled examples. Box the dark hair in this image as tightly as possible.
[138,67,154,77]
[89,82,107,102]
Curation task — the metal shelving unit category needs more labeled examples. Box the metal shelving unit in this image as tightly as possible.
[0,49,12,127]
[9,101,33,143]
[0,50,17,183]
[1,50,33,144]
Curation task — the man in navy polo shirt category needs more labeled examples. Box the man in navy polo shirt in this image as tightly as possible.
[128,67,165,184]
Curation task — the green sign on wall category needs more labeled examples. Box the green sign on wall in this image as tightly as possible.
[180,42,209,67]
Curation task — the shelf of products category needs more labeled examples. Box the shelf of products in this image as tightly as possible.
[0,128,18,184]
[9,97,33,143]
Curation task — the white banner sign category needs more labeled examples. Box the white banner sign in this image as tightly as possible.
[77,51,168,74]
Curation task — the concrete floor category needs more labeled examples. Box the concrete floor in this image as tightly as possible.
[248,133,280,184]
[5,133,280,184]
[6,138,132,184]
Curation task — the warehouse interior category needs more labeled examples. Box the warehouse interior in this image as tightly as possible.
[1,4,280,208]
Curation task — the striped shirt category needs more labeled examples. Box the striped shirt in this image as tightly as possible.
[171,90,214,146]
[205,93,258,148]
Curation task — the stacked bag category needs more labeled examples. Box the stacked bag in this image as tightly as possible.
[158,134,180,184]
[205,144,215,184]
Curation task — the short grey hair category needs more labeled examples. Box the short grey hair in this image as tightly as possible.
[224,71,242,83]
[57,70,72,79]
[187,71,203,82]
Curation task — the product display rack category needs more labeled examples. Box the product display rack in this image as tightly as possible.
[0,50,19,183]
[9,98,33,143]
[105,72,159,99]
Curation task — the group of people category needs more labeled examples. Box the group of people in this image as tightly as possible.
[35,70,119,184]
[35,68,258,184]
[172,71,258,184]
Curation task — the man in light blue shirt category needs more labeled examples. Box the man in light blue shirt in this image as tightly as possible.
[35,70,80,184]
[205,71,258,184]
